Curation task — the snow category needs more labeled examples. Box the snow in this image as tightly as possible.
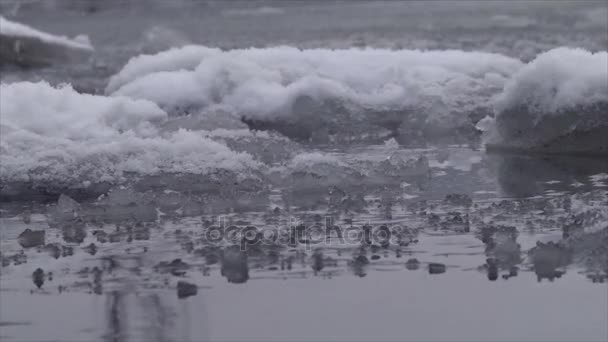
[0,16,93,51]
[495,47,608,115]
[0,82,260,188]
[105,45,221,94]
[487,48,608,153]
[107,46,523,132]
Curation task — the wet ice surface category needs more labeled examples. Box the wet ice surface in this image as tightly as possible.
[1,1,608,341]
[1,148,607,342]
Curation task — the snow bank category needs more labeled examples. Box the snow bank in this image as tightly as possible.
[488,48,608,155]
[108,46,522,141]
[0,16,93,67]
[105,45,221,94]
[0,82,260,192]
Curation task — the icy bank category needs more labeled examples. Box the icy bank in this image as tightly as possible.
[108,46,522,142]
[487,48,608,156]
[0,16,93,67]
[0,82,261,199]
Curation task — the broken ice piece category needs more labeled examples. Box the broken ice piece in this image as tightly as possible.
[18,228,45,248]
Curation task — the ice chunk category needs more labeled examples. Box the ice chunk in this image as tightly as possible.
[0,16,93,67]
[108,46,522,143]
[50,194,81,223]
[0,82,261,196]
[17,228,45,248]
[488,48,608,155]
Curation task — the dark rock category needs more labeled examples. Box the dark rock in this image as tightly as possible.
[370,255,381,260]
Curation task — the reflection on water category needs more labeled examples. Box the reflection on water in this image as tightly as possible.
[1,151,607,341]
[492,153,608,198]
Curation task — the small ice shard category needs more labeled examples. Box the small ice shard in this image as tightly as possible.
[311,250,324,274]
[428,263,446,275]
[155,259,189,276]
[62,223,86,244]
[444,193,473,207]
[57,193,80,212]
[51,194,81,223]
[43,244,61,259]
[32,268,44,289]
[486,258,499,281]
[177,281,197,299]
[83,243,97,256]
[221,246,249,284]
[17,228,45,248]
[92,267,103,295]
[529,241,572,282]
[405,258,420,270]
[21,210,32,224]
[91,188,158,222]
[61,245,74,257]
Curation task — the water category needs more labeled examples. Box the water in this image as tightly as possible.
[1,1,607,341]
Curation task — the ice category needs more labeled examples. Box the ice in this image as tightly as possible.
[487,48,608,155]
[203,129,299,165]
[0,82,261,197]
[105,45,221,94]
[0,16,93,67]
[138,26,191,55]
[50,194,81,222]
[222,6,285,17]
[107,46,522,143]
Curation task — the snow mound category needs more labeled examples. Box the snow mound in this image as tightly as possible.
[0,16,93,66]
[108,46,522,143]
[488,48,608,155]
[105,45,221,94]
[0,82,261,197]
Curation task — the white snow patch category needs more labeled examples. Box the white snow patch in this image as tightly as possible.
[108,46,522,124]
[0,82,259,186]
[495,48,608,115]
